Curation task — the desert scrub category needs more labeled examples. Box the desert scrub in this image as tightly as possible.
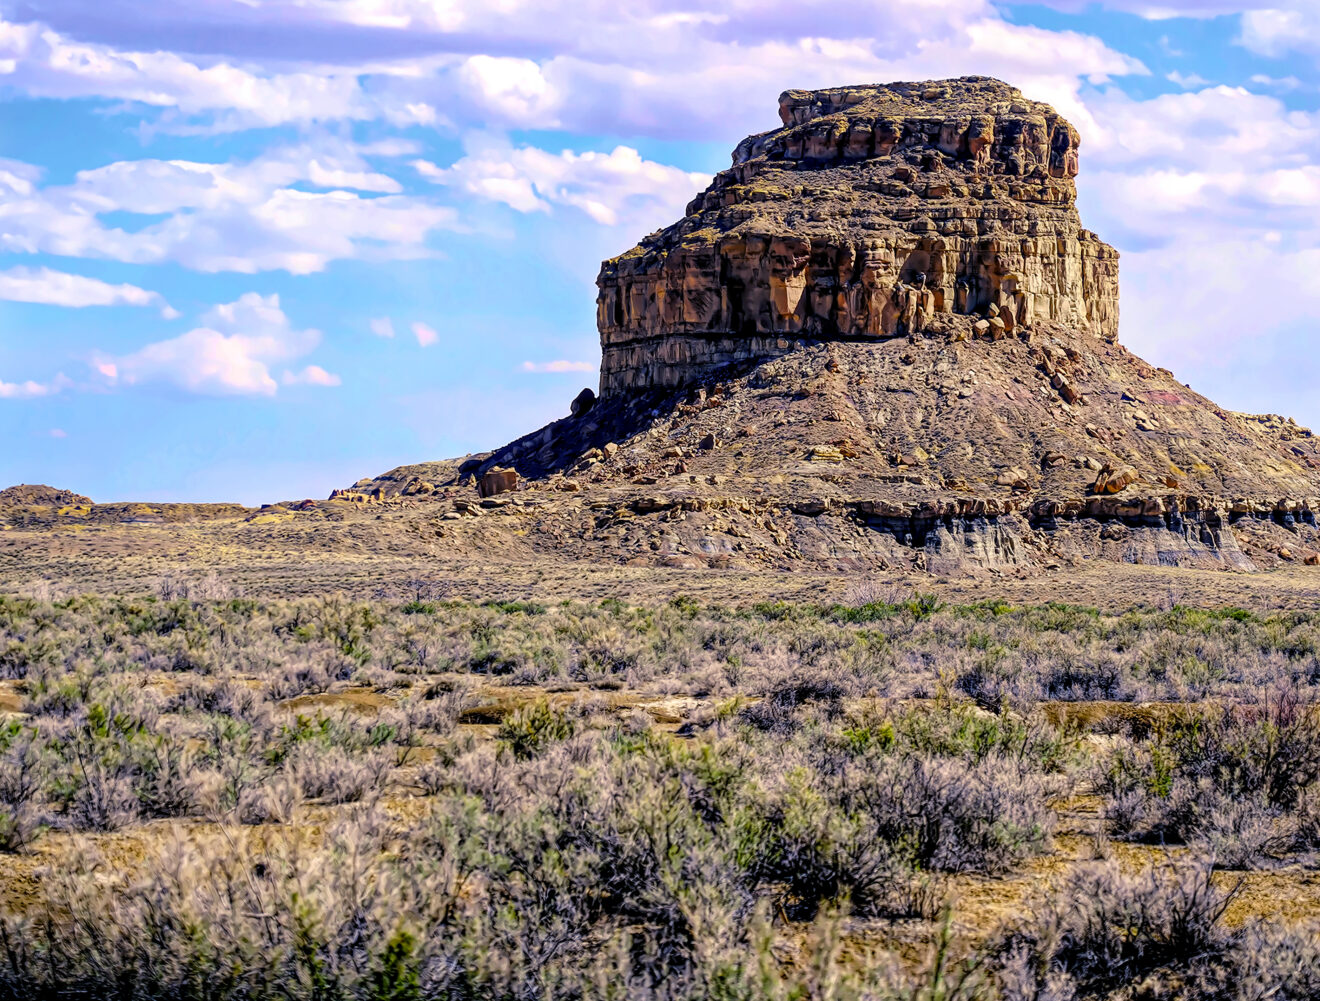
[1098,684,1320,865]
[0,711,1065,1000]
[988,858,1237,998]
[6,591,1320,996]
[4,593,1320,703]
[0,711,1296,1001]
[3,589,1319,857]
[496,699,576,759]
[0,722,45,850]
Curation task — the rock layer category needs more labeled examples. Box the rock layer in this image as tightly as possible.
[598,77,1119,395]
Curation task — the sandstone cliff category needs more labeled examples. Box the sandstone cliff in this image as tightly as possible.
[597,77,1119,395]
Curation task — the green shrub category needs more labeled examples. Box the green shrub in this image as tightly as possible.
[497,700,576,759]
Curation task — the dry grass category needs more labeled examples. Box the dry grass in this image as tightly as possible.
[0,591,1319,997]
[7,497,1320,611]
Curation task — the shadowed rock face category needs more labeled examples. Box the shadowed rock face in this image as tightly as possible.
[597,77,1119,395]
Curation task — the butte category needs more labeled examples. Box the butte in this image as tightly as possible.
[360,77,1320,575]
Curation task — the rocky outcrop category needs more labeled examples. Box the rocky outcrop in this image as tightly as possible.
[598,77,1119,395]
[570,388,597,418]
[0,484,92,507]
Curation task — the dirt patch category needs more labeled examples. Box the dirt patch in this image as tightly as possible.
[0,681,22,714]
[279,687,393,716]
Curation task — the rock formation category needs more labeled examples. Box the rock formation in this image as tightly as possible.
[597,77,1118,395]
[354,78,1320,576]
[479,468,518,499]
[0,484,92,507]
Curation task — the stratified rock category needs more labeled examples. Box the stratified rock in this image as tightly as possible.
[808,445,845,463]
[597,77,1118,395]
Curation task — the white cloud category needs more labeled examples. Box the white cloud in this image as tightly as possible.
[0,265,176,316]
[0,141,458,274]
[0,158,40,197]
[412,321,438,347]
[1064,82,1320,422]
[0,3,1146,142]
[0,16,440,132]
[1120,235,1320,356]
[424,32,1139,145]
[1166,70,1209,89]
[47,428,67,438]
[105,292,324,395]
[282,364,342,387]
[419,142,709,227]
[456,56,555,126]
[1080,87,1320,253]
[0,374,69,399]
[1250,73,1304,91]
[1240,6,1320,57]
[521,360,594,373]
[1082,86,1319,175]
[370,316,396,338]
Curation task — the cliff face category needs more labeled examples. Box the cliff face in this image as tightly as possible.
[597,77,1119,396]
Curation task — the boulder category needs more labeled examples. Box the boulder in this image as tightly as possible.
[570,388,597,417]
[1053,375,1082,404]
[1040,451,1068,470]
[1092,463,1139,495]
[478,468,518,498]
[402,478,435,496]
[995,467,1030,490]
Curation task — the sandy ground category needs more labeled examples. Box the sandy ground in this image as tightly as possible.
[4,508,1320,610]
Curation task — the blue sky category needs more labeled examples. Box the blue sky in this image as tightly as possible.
[3,0,1320,503]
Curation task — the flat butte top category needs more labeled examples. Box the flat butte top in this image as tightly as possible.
[772,77,1067,132]
[610,76,1091,263]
